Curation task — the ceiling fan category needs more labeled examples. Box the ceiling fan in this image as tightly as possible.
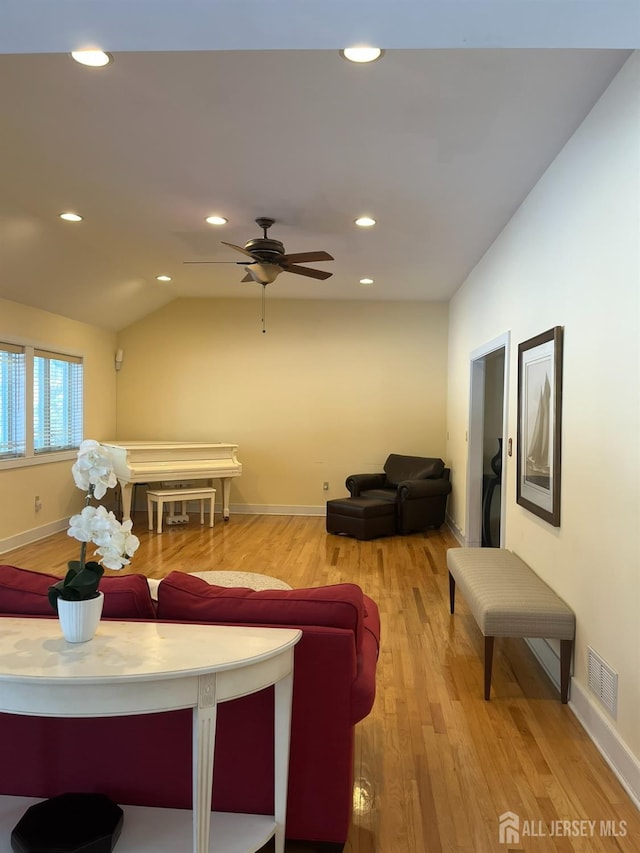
[184,217,334,285]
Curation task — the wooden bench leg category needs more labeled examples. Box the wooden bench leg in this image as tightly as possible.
[484,636,495,700]
[560,639,573,704]
[448,572,456,614]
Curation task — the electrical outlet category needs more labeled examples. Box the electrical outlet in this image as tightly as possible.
[323,481,329,491]
[34,495,42,512]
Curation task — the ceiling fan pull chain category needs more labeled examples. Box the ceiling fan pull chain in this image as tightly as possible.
[261,284,267,334]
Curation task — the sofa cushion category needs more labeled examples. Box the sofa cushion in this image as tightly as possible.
[383,454,445,486]
[0,565,156,619]
[157,571,365,646]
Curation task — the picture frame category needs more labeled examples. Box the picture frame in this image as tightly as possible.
[516,326,563,526]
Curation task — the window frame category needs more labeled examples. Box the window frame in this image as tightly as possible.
[0,341,84,470]
[33,348,84,455]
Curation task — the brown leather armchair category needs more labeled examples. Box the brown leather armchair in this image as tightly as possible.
[346,454,452,534]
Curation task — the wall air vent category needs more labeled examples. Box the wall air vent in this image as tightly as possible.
[587,646,618,719]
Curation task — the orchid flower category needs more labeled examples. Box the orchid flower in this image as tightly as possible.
[50,440,139,608]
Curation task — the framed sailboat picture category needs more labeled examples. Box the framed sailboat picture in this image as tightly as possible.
[517,326,563,526]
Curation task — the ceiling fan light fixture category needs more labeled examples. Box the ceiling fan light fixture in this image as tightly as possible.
[205,215,228,226]
[71,50,112,68]
[247,263,282,285]
[355,216,376,228]
[340,46,384,64]
[59,212,83,222]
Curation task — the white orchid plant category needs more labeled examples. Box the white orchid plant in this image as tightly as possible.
[48,440,140,609]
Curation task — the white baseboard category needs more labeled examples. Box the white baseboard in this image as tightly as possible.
[0,518,68,556]
[229,504,325,517]
[526,637,562,691]
[446,515,465,544]
[130,498,327,518]
[526,637,640,809]
[570,678,640,809]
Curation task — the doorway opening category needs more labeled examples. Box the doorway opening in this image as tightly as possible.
[466,332,510,548]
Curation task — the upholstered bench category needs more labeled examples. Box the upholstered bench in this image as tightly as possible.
[326,497,396,540]
[447,547,575,703]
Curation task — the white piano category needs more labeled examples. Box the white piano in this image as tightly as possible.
[102,441,242,523]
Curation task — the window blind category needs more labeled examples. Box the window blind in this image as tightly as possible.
[0,343,26,458]
[33,349,83,453]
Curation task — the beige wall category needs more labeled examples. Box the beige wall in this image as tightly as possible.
[0,298,117,547]
[447,54,640,767]
[116,298,449,510]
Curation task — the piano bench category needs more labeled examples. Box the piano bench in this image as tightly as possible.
[146,488,216,533]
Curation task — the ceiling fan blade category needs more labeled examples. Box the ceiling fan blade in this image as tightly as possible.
[183,260,249,265]
[281,265,333,280]
[221,241,257,259]
[240,273,253,282]
[280,251,334,264]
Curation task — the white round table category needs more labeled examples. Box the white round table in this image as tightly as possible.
[147,571,292,601]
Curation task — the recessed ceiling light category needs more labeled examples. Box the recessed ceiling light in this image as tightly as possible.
[71,50,112,68]
[59,212,83,222]
[360,278,375,285]
[355,217,376,228]
[205,215,228,226]
[156,275,172,282]
[340,47,384,64]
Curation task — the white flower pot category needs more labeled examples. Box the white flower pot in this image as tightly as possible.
[57,592,104,643]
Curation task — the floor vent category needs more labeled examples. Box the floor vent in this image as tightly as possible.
[587,647,618,718]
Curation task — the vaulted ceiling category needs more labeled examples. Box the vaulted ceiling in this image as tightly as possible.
[0,2,634,330]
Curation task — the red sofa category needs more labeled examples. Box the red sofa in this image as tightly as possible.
[0,565,380,850]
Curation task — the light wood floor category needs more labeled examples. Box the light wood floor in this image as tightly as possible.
[3,513,639,852]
